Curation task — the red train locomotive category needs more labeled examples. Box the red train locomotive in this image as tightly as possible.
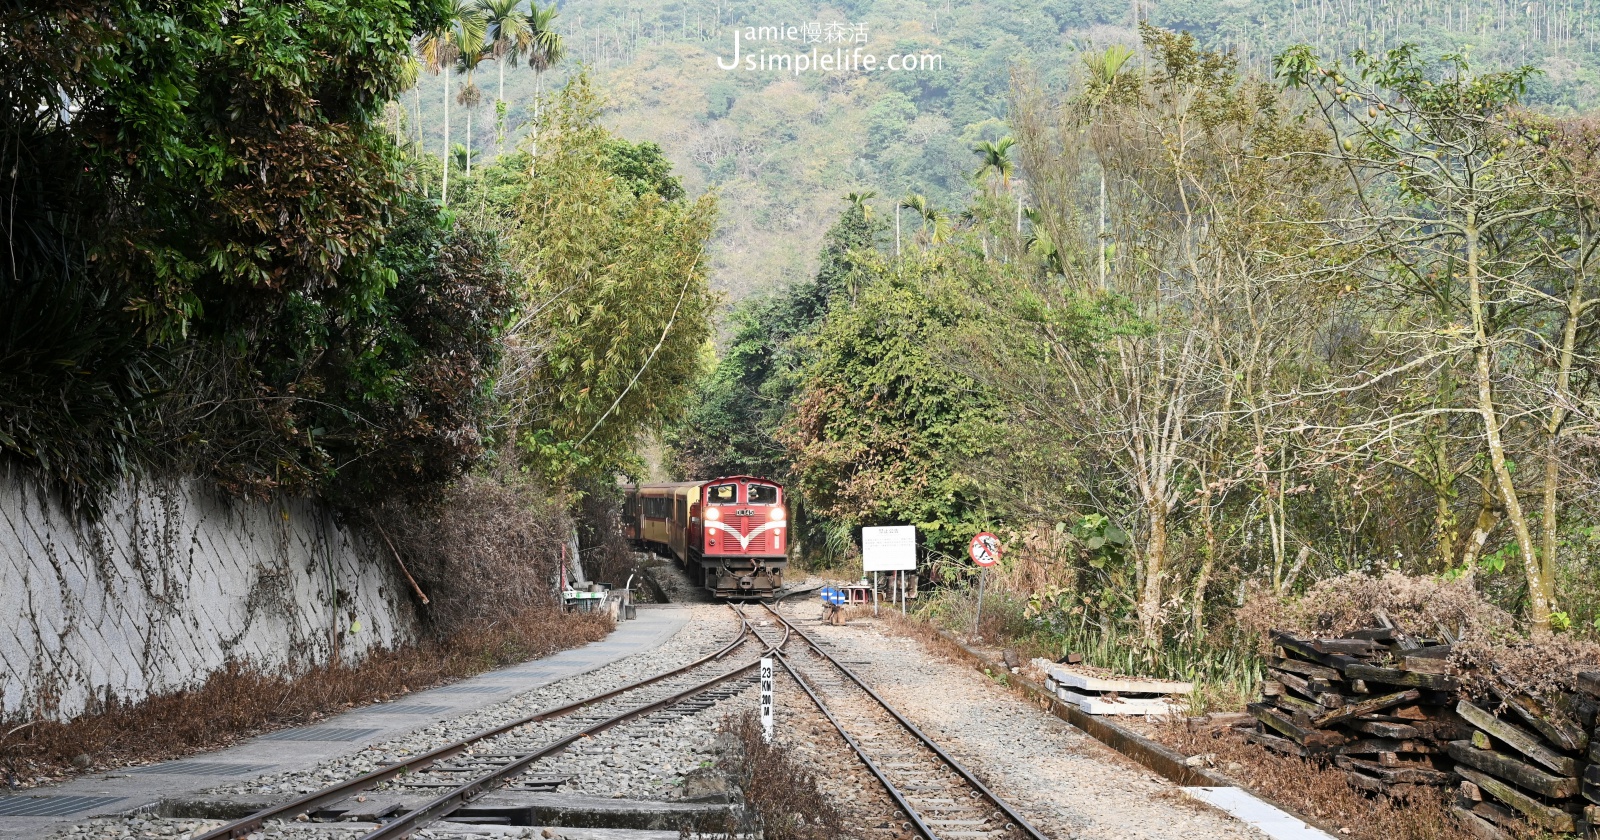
[621,476,788,598]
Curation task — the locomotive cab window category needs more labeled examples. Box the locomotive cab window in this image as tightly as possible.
[748,485,778,504]
[707,484,738,504]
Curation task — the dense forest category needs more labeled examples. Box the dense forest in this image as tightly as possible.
[0,0,713,630]
[11,0,1599,656]
[400,0,1600,300]
[670,25,1600,679]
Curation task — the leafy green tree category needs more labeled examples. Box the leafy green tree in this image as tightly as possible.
[668,202,882,483]
[0,0,518,503]
[248,194,516,504]
[498,74,718,482]
[1279,44,1600,633]
[782,250,1001,560]
[600,138,686,201]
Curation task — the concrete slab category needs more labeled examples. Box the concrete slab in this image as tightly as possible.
[1056,689,1179,716]
[1046,666,1193,695]
[0,606,690,840]
[1181,787,1336,840]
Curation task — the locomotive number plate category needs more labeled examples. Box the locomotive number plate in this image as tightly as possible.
[736,508,755,516]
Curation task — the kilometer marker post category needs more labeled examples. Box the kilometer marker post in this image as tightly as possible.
[758,656,771,739]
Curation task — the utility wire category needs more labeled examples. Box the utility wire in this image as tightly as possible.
[575,257,699,449]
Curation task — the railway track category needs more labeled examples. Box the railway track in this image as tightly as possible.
[751,602,1050,840]
[192,606,785,839]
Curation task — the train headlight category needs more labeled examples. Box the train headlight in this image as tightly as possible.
[705,508,720,521]
[769,507,785,521]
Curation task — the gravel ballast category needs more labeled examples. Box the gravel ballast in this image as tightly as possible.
[764,597,1268,840]
[49,604,746,840]
[50,591,1280,840]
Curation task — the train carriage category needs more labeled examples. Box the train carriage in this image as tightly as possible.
[622,475,788,598]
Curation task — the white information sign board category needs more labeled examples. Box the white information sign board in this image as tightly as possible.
[862,525,917,571]
[759,657,775,742]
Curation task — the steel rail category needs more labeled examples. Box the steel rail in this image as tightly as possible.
[359,658,760,839]
[196,610,754,840]
[360,604,792,840]
[764,640,943,840]
[760,602,1051,840]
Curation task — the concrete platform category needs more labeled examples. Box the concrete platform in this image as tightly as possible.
[0,605,690,839]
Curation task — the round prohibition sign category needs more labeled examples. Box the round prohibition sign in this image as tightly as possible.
[969,532,1003,567]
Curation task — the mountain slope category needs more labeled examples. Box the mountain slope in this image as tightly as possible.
[407,0,1600,301]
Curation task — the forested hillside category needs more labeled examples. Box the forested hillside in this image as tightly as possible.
[405,0,1600,300]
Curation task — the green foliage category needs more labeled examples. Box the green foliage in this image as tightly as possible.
[0,0,528,510]
[600,138,686,201]
[668,203,882,482]
[300,195,517,504]
[783,250,1002,559]
[460,0,1600,305]
[501,74,718,483]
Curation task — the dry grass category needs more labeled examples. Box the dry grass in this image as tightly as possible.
[1235,572,1514,648]
[1454,633,1600,703]
[717,710,844,840]
[575,480,653,591]
[373,469,573,637]
[0,607,610,789]
[869,605,1499,839]
[1155,721,1521,840]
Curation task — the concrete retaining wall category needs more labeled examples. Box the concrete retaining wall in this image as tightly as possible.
[0,471,419,721]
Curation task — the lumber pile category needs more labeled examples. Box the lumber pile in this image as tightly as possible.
[1448,675,1597,838]
[1249,624,1465,798]
[1248,621,1600,837]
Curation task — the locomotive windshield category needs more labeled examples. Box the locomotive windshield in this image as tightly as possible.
[748,485,778,504]
[707,483,738,504]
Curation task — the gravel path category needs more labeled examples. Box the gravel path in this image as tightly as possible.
[769,598,1267,840]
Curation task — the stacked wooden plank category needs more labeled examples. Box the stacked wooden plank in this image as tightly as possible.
[1449,676,1597,838]
[1247,626,1464,798]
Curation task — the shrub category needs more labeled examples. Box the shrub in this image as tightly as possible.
[373,469,574,638]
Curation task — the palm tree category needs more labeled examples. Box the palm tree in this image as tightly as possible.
[455,29,492,176]
[451,143,479,172]
[1024,208,1063,276]
[419,0,485,205]
[843,191,876,220]
[973,136,1019,257]
[526,2,566,163]
[923,206,952,246]
[896,193,928,257]
[1080,45,1136,290]
[972,136,1016,192]
[479,0,531,153]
